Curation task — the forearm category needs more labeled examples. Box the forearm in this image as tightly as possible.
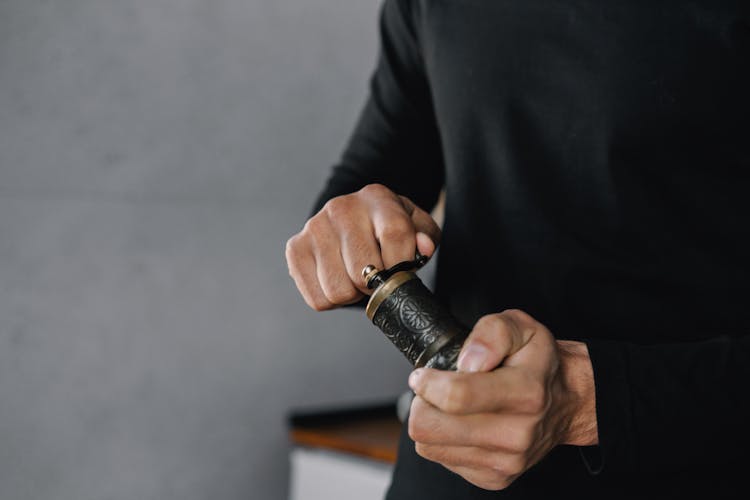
[557,340,598,447]
[310,0,444,217]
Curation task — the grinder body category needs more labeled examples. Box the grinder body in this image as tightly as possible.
[365,269,469,371]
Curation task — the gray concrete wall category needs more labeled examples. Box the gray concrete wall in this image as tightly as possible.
[0,1,415,499]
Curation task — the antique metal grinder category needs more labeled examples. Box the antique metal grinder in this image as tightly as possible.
[362,257,470,371]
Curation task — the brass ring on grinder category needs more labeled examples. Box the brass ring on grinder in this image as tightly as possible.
[365,271,417,320]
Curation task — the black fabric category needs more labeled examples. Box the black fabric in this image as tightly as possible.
[311,0,750,497]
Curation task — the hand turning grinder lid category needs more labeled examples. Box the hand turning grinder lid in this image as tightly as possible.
[362,257,469,371]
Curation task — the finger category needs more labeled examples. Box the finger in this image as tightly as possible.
[353,184,416,268]
[415,232,436,260]
[415,443,526,482]
[409,366,545,415]
[500,312,558,372]
[408,393,535,450]
[399,196,442,253]
[285,235,334,311]
[315,252,363,306]
[322,194,383,293]
[308,216,363,306]
[441,463,518,492]
[333,216,384,294]
[415,442,502,470]
[456,310,537,373]
[371,207,418,268]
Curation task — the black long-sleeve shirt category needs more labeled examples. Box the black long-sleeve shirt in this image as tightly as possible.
[311,1,750,498]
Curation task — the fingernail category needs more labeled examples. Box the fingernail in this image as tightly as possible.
[457,344,488,373]
[408,369,423,390]
[415,232,435,258]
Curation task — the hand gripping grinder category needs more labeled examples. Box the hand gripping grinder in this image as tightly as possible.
[362,256,469,371]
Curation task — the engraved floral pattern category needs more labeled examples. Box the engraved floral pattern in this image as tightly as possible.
[399,295,437,333]
[371,279,468,370]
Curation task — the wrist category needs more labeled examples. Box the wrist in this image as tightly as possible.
[557,340,599,447]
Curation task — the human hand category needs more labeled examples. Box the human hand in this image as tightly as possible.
[285,184,441,311]
[407,309,597,490]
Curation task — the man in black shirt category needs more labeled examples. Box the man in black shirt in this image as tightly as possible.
[285,1,750,498]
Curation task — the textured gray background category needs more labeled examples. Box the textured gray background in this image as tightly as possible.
[0,1,416,499]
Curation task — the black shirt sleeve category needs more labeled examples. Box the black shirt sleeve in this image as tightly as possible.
[584,333,750,479]
[311,0,445,216]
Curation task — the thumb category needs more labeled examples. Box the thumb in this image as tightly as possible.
[398,196,441,258]
[457,310,536,373]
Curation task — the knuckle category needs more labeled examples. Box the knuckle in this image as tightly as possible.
[482,474,513,491]
[285,233,311,260]
[319,268,359,304]
[504,308,534,324]
[359,183,390,198]
[305,296,331,312]
[285,235,300,262]
[441,379,471,413]
[490,455,524,478]
[407,416,426,443]
[325,284,360,305]
[504,309,543,339]
[323,196,352,219]
[379,217,413,241]
[414,442,431,460]
[504,427,534,453]
[521,381,548,414]
[504,455,527,476]
[310,302,328,312]
[471,314,513,349]
[503,308,526,319]
[485,427,509,450]
[302,215,324,236]
[408,399,437,443]
[488,481,511,491]
[479,313,511,334]
[494,312,518,330]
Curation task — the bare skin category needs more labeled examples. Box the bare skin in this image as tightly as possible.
[285,183,441,311]
[408,310,598,490]
[285,184,598,490]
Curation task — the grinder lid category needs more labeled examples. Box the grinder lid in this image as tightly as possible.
[362,255,428,321]
[364,270,417,321]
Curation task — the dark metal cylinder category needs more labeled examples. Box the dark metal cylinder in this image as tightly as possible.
[365,271,469,371]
